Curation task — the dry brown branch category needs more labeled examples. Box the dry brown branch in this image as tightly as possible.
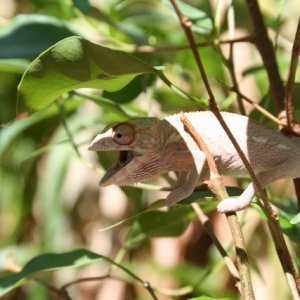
[229,87,285,126]
[191,203,240,282]
[245,0,285,112]
[181,113,250,297]
[169,1,255,297]
[284,18,300,134]
[170,0,299,297]
[245,1,300,294]
[133,36,254,53]
[246,1,300,214]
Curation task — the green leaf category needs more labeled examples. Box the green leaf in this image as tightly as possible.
[103,74,155,104]
[290,213,300,225]
[264,198,300,243]
[0,249,104,297]
[0,59,30,74]
[242,65,265,77]
[0,15,81,59]
[17,36,155,113]
[126,206,194,246]
[0,98,81,155]
[180,186,242,206]
[278,215,300,243]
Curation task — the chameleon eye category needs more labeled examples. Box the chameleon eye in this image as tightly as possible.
[113,123,135,145]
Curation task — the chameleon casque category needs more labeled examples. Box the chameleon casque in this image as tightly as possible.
[89,111,300,212]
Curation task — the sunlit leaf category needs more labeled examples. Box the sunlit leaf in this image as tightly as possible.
[278,215,300,243]
[18,36,155,113]
[0,249,104,297]
[290,213,300,225]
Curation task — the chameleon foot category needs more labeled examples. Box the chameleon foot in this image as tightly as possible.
[217,197,243,213]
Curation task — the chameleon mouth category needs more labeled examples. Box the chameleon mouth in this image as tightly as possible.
[99,150,134,186]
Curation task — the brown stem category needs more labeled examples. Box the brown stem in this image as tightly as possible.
[246,2,300,290]
[133,36,254,53]
[246,0,300,220]
[181,113,253,298]
[35,278,72,300]
[170,1,256,297]
[245,0,285,112]
[170,0,299,296]
[294,178,300,212]
[284,18,300,133]
[191,202,241,285]
[229,87,285,126]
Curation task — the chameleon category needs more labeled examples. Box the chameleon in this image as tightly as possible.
[88,111,300,212]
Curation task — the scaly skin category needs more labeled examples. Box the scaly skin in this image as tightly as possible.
[89,111,300,212]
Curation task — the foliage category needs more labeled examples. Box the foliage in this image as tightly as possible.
[0,0,299,299]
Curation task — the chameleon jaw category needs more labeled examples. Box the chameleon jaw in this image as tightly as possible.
[99,150,135,186]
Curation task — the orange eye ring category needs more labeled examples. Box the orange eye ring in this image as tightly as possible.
[112,123,135,145]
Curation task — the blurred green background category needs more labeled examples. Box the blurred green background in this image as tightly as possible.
[0,0,300,299]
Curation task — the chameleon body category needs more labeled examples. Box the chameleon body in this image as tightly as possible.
[89,112,300,212]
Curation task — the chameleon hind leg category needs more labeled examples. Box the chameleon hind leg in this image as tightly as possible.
[217,163,291,212]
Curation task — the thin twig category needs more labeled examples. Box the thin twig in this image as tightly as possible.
[191,203,240,284]
[103,257,159,300]
[226,4,246,115]
[61,274,193,298]
[35,278,72,300]
[56,101,81,157]
[228,87,286,127]
[60,275,110,291]
[133,36,254,53]
[181,113,250,297]
[61,260,159,299]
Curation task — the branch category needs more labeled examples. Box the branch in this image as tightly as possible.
[181,113,250,296]
[229,87,285,127]
[191,203,240,283]
[284,18,300,134]
[133,36,254,53]
[245,0,285,113]
[284,17,300,223]
[169,2,255,297]
[35,278,72,300]
[226,4,246,115]
[169,0,299,296]
[246,1,300,214]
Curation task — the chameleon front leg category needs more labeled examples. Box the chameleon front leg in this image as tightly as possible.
[166,151,206,206]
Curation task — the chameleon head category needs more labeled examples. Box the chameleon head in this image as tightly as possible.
[88,118,164,186]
